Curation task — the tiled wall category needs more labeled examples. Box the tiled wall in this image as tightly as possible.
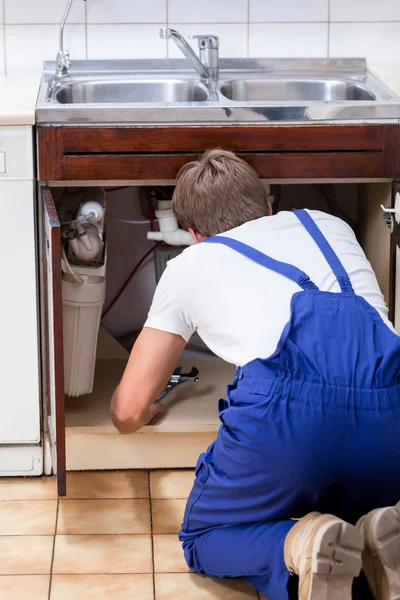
[1,0,400,75]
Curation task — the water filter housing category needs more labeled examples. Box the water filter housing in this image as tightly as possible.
[62,263,106,397]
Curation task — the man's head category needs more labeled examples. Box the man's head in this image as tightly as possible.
[172,149,269,241]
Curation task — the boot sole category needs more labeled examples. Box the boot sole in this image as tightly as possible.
[305,519,364,600]
[370,506,400,600]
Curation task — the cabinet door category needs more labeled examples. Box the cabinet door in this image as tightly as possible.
[40,187,66,496]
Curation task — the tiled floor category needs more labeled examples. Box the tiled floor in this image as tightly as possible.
[0,471,261,599]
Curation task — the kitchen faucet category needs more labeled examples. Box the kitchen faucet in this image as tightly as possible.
[46,0,86,100]
[160,28,219,98]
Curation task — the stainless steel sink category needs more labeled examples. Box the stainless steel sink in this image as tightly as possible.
[220,79,377,102]
[36,58,400,124]
[55,77,209,104]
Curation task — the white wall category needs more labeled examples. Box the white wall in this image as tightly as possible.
[1,0,400,75]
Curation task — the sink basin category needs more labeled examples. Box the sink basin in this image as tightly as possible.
[220,79,377,102]
[55,78,209,104]
[36,58,400,124]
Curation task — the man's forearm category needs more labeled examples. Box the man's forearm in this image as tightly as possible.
[110,328,186,434]
[111,387,163,434]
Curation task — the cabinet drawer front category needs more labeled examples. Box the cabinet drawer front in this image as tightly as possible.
[64,152,382,181]
[62,125,383,153]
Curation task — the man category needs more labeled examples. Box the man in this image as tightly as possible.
[111,150,400,600]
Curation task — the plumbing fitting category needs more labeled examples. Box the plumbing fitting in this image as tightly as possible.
[69,224,102,261]
[159,28,219,98]
[147,200,194,246]
[46,0,86,101]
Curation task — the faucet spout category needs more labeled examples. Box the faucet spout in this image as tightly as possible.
[160,28,209,81]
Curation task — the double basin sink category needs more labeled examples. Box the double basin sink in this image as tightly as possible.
[36,58,400,124]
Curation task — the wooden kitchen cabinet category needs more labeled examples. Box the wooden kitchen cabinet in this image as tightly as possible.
[38,124,400,496]
[38,124,400,181]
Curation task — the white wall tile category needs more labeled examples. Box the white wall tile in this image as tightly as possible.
[87,0,167,23]
[5,24,86,75]
[0,0,4,24]
[249,23,328,58]
[330,0,400,22]
[330,23,400,63]
[4,0,85,24]
[87,24,167,59]
[167,24,247,58]
[168,0,247,24]
[0,27,5,74]
[250,0,328,23]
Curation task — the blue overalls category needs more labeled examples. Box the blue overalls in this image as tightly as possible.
[179,210,400,600]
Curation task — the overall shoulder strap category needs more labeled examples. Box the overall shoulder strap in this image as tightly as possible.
[204,236,318,291]
[294,210,354,294]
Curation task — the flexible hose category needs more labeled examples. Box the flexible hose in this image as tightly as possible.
[101,243,159,319]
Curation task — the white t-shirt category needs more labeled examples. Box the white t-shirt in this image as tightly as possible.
[144,210,392,366]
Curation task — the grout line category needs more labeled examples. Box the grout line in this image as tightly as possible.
[84,0,88,59]
[3,19,400,25]
[48,497,59,600]
[246,0,250,58]
[2,0,6,76]
[42,532,179,536]
[0,498,59,502]
[148,472,157,600]
[327,0,330,58]
[3,571,190,576]
[166,0,169,59]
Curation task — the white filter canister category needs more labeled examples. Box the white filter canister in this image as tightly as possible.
[62,274,106,397]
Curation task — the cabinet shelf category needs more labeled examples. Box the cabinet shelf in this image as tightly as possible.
[64,357,235,470]
[65,357,235,435]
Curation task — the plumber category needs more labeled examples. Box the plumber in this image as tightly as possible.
[111,149,400,600]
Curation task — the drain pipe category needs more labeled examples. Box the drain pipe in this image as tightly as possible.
[147,200,194,246]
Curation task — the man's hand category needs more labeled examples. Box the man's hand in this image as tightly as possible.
[111,328,186,434]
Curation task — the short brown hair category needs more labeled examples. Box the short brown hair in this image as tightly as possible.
[172,149,268,237]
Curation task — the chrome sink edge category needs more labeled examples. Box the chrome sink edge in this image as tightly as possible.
[36,58,400,125]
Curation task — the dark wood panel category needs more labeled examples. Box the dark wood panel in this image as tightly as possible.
[64,152,382,181]
[37,127,65,181]
[382,125,400,178]
[63,125,383,153]
[389,182,400,324]
[41,187,66,497]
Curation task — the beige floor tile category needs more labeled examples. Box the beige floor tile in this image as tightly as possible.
[151,499,186,534]
[66,471,149,499]
[53,534,152,574]
[0,477,57,501]
[57,499,150,535]
[150,470,194,499]
[153,534,190,573]
[0,536,54,575]
[0,575,50,599]
[50,574,153,599]
[155,573,259,599]
[0,501,57,535]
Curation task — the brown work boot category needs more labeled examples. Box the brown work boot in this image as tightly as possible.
[357,504,400,600]
[284,512,364,600]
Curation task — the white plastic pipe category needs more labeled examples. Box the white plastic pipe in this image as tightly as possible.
[148,229,194,245]
[147,199,194,246]
[70,225,102,260]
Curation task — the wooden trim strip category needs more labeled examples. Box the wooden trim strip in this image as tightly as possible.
[38,127,65,181]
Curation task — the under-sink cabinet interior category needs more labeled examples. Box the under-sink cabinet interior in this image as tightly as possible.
[40,180,397,495]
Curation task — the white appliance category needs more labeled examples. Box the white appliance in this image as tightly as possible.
[0,126,42,476]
